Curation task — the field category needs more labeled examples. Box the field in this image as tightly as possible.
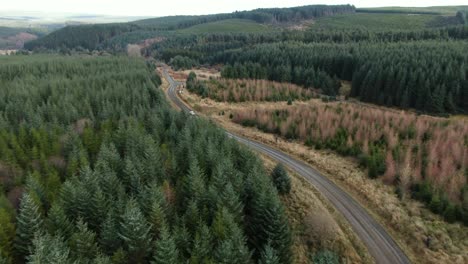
[178,19,272,33]
[313,13,444,31]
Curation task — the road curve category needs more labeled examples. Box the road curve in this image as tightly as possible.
[162,67,411,264]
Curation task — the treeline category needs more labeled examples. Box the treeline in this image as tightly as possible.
[148,26,468,62]
[137,4,355,29]
[24,23,143,51]
[208,41,468,114]
[0,55,293,263]
[25,5,356,51]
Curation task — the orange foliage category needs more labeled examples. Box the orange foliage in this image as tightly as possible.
[205,79,315,102]
[233,101,468,203]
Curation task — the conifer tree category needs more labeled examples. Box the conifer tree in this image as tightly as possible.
[47,203,74,239]
[118,199,152,263]
[152,226,179,264]
[249,191,292,264]
[0,208,15,261]
[271,163,291,195]
[189,224,213,264]
[69,219,99,262]
[259,243,280,264]
[27,234,71,264]
[14,193,44,258]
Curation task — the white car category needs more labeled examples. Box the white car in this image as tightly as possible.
[189,111,196,116]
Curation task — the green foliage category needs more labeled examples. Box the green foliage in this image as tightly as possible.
[170,56,198,70]
[28,234,72,264]
[412,182,467,224]
[248,189,292,264]
[314,13,441,31]
[178,19,272,34]
[118,199,152,263]
[312,250,340,264]
[14,193,44,258]
[70,219,99,262]
[259,243,280,264]
[151,226,179,264]
[271,164,291,195]
[0,55,293,262]
[0,208,15,261]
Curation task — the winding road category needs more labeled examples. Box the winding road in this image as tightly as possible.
[162,67,411,264]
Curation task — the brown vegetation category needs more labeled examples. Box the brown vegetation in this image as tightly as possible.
[198,78,315,102]
[232,102,468,207]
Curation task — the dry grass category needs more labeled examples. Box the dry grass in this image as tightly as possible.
[260,153,371,263]
[177,89,468,264]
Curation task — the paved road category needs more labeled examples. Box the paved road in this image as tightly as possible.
[162,67,411,264]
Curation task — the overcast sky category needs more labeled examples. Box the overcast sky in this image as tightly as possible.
[3,1,467,17]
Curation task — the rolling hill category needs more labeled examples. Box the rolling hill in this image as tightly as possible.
[178,19,272,34]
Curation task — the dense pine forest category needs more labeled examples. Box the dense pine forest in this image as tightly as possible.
[3,4,468,261]
[0,55,293,263]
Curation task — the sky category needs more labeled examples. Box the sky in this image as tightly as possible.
[3,0,467,17]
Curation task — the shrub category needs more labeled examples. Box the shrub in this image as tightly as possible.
[271,164,291,195]
[312,250,340,264]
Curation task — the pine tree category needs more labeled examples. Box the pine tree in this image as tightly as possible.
[151,226,179,264]
[118,199,152,263]
[214,224,251,264]
[47,203,74,239]
[259,243,280,264]
[14,193,44,258]
[271,163,291,195]
[0,208,15,261]
[69,219,99,262]
[248,191,292,264]
[27,234,71,264]
[100,210,121,254]
[189,224,213,264]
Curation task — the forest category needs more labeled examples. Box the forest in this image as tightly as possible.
[0,55,294,264]
[213,41,468,114]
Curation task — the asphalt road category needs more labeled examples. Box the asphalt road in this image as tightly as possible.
[162,67,411,264]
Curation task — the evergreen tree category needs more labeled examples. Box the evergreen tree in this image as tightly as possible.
[151,226,179,264]
[271,163,291,195]
[47,203,74,239]
[259,243,280,264]
[118,199,152,263]
[100,210,121,255]
[14,193,44,258]
[27,234,71,264]
[69,219,99,262]
[248,190,292,264]
[0,208,15,261]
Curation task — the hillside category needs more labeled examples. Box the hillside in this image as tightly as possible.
[178,19,272,34]
[0,27,44,49]
[357,5,468,15]
[313,13,444,31]
[24,4,355,51]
